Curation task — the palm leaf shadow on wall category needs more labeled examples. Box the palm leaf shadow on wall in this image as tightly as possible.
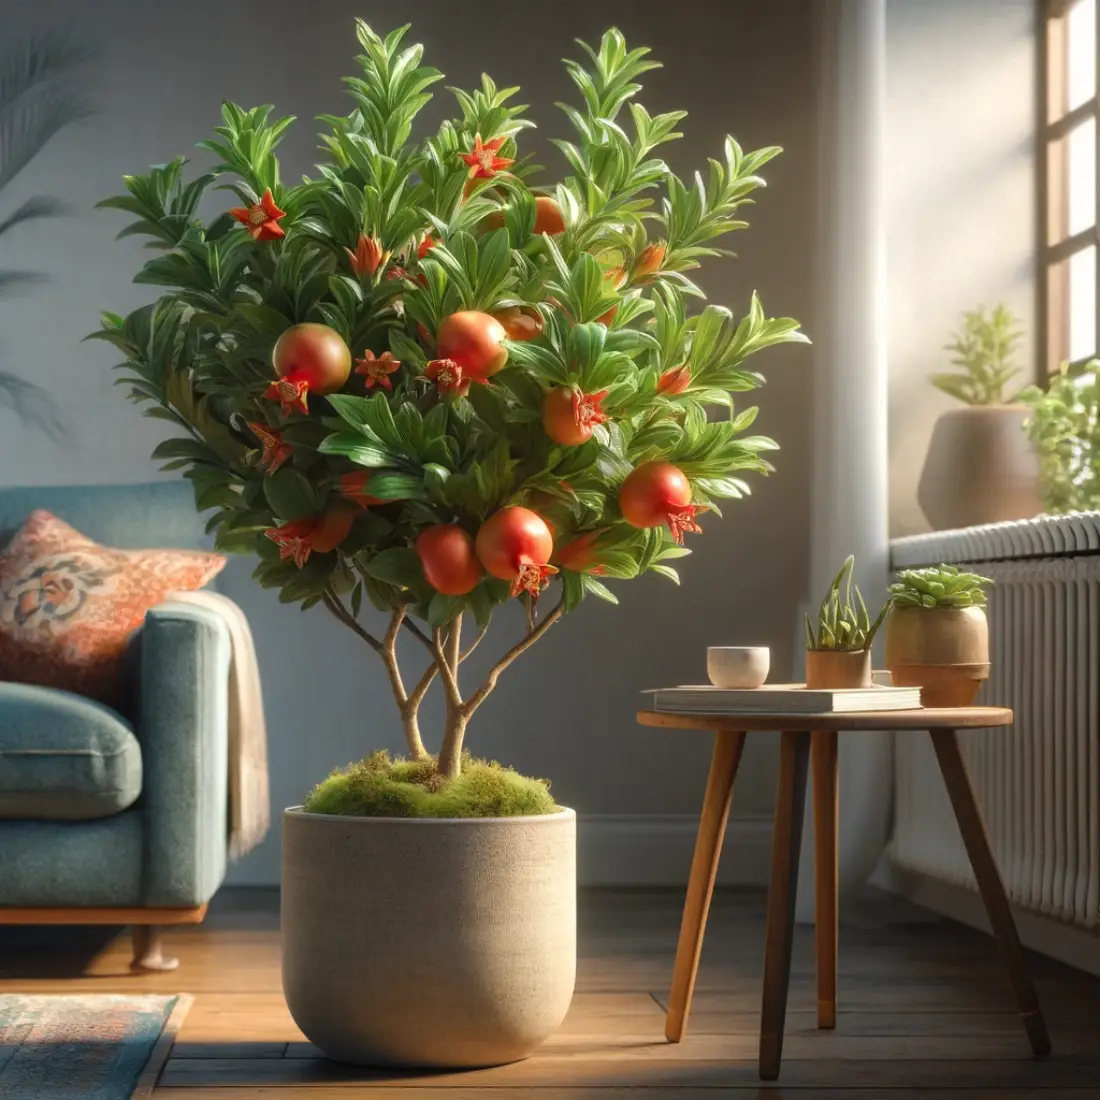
[0,29,96,438]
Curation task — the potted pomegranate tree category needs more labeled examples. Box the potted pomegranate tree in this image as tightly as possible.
[95,21,805,1068]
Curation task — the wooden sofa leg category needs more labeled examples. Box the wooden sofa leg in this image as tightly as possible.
[130,925,180,972]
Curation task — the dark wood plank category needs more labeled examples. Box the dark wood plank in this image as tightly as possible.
[637,707,1013,731]
[665,728,746,1042]
[759,728,811,1079]
[153,1091,1100,1100]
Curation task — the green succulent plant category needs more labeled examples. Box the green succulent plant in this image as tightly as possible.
[1018,362,1100,514]
[930,303,1023,406]
[805,555,888,652]
[888,564,992,609]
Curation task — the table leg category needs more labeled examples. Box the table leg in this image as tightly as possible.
[665,729,746,1043]
[929,728,1052,1058]
[812,728,839,1029]
[759,729,811,1081]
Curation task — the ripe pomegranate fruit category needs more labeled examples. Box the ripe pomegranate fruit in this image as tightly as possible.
[533,195,565,235]
[416,524,483,596]
[490,305,544,342]
[268,323,352,413]
[436,311,508,380]
[619,461,703,544]
[475,506,557,597]
[541,386,609,446]
[265,505,356,568]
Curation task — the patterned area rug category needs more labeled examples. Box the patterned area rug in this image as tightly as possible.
[0,994,190,1099]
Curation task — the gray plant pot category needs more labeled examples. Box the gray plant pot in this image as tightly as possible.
[281,806,577,1068]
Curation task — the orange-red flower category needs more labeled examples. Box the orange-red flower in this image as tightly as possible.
[571,388,609,432]
[426,358,470,397]
[555,529,609,575]
[385,265,411,282]
[354,350,401,391]
[345,233,389,277]
[338,471,385,508]
[657,365,692,395]
[264,377,310,416]
[632,240,666,281]
[667,504,705,545]
[264,508,355,568]
[264,518,319,568]
[418,235,439,259]
[247,421,293,473]
[229,188,286,242]
[460,134,514,180]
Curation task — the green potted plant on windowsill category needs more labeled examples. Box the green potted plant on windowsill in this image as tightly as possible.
[95,21,807,1069]
[804,555,887,689]
[884,565,993,707]
[918,303,1040,531]
[1019,360,1100,514]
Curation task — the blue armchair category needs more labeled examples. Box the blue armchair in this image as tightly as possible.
[0,482,234,970]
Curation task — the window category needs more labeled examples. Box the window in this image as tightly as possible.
[1041,0,1098,373]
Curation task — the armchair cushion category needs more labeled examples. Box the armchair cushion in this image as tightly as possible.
[0,683,142,820]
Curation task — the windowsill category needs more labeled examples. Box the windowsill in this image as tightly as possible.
[890,512,1100,567]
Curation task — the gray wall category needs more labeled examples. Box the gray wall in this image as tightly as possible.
[0,0,818,883]
[885,0,1037,538]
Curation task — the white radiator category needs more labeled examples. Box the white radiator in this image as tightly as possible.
[889,515,1100,930]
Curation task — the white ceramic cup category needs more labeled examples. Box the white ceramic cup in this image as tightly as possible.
[706,646,770,689]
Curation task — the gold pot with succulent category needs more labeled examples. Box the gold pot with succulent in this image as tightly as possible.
[804,556,888,689]
[884,565,993,707]
[918,304,1041,531]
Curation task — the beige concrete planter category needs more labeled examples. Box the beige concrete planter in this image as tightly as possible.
[805,648,872,689]
[884,605,990,707]
[281,806,576,1068]
[918,406,1040,531]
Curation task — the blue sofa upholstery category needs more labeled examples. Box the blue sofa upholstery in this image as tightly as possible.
[0,482,234,910]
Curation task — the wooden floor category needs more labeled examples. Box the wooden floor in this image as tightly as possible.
[2,887,1099,1098]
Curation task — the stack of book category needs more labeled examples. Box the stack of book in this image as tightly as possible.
[645,684,922,715]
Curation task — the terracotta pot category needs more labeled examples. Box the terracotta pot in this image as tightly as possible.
[884,605,990,707]
[282,807,576,1068]
[917,406,1040,531]
[805,648,872,689]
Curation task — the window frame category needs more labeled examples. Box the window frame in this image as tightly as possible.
[1039,0,1099,375]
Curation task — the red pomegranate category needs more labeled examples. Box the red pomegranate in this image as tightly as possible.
[436,311,509,380]
[619,461,703,544]
[265,505,356,568]
[267,323,352,413]
[475,506,557,597]
[416,524,483,595]
[490,305,544,342]
[533,195,566,235]
[541,386,609,446]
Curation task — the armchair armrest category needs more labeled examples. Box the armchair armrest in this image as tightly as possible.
[135,601,231,906]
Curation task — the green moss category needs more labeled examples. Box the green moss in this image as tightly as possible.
[303,750,557,818]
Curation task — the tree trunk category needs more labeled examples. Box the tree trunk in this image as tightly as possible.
[437,709,468,780]
[402,708,428,761]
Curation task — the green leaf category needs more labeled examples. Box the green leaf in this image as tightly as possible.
[361,547,423,586]
[583,575,619,603]
[428,591,463,627]
[317,434,395,467]
[264,468,318,520]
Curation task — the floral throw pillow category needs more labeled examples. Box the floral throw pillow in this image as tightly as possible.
[0,510,226,704]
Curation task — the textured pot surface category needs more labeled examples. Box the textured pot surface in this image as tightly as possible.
[805,648,872,689]
[282,807,576,1068]
[884,605,989,668]
[918,406,1040,531]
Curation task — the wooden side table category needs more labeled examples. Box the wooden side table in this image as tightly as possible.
[636,707,1052,1081]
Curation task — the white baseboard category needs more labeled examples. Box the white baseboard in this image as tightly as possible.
[879,862,1100,978]
[577,814,773,887]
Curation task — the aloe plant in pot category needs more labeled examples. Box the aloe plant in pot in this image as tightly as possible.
[804,556,888,689]
[918,304,1040,531]
[884,565,993,707]
[95,21,806,1068]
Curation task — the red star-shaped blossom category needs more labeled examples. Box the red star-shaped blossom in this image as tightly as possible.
[426,358,471,397]
[264,377,309,416]
[264,518,318,569]
[460,134,514,180]
[229,188,286,242]
[246,421,293,473]
[666,503,705,545]
[511,562,559,599]
[571,388,609,432]
[354,350,401,391]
